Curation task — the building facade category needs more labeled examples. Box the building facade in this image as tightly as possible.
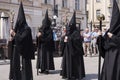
[86,0,112,30]
[0,0,87,40]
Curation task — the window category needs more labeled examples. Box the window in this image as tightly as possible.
[62,0,67,8]
[86,0,89,4]
[96,10,100,17]
[28,0,32,1]
[96,0,100,2]
[44,0,51,4]
[86,11,89,19]
[62,0,64,7]
[75,0,80,10]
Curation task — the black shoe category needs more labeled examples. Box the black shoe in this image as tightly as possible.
[44,70,49,74]
[68,77,76,80]
[62,76,67,79]
[39,70,45,73]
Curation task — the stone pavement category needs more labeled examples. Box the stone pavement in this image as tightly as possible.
[0,56,103,80]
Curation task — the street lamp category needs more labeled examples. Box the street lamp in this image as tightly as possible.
[97,14,105,30]
[52,15,57,28]
[53,15,57,20]
[52,0,58,27]
[53,14,57,25]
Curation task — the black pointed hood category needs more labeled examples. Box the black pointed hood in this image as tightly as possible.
[103,0,120,50]
[41,10,51,31]
[109,0,120,35]
[15,2,27,32]
[67,11,77,35]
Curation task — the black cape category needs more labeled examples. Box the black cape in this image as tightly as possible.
[60,30,85,80]
[98,0,120,80]
[60,12,85,80]
[36,10,55,72]
[9,2,34,80]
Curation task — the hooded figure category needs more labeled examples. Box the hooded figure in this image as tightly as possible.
[97,0,120,80]
[60,11,85,80]
[36,10,55,74]
[9,2,34,80]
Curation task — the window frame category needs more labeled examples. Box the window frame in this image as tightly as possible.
[75,0,80,10]
[62,0,67,8]
[96,0,100,2]
[96,9,101,17]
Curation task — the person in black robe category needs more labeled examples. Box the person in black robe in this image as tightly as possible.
[36,10,55,74]
[97,0,120,80]
[60,11,85,80]
[9,2,35,80]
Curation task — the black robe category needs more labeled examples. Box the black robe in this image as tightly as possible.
[60,30,85,80]
[97,0,120,80]
[9,2,34,80]
[99,34,120,80]
[9,41,14,79]
[36,28,55,71]
[9,27,34,80]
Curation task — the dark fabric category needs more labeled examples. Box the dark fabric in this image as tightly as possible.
[39,46,55,70]
[14,27,35,59]
[8,41,14,80]
[12,46,21,80]
[9,2,34,80]
[12,46,33,80]
[60,36,65,56]
[60,12,85,79]
[14,2,27,32]
[10,27,34,80]
[60,31,85,79]
[103,0,120,50]
[41,10,51,33]
[38,28,55,52]
[0,46,4,59]
[100,35,120,80]
[109,0,120,34]
[14,2,35,59]
[36,32,55,71]
[97,35,105,58]
[8,41,13,59]
[21,58,33,80]
[36,10,55,72]
[100,0,120,80]
[67,11,77,35]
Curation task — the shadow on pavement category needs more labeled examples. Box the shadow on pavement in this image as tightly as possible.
[50,70,61,74]
[85,74,98,80]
